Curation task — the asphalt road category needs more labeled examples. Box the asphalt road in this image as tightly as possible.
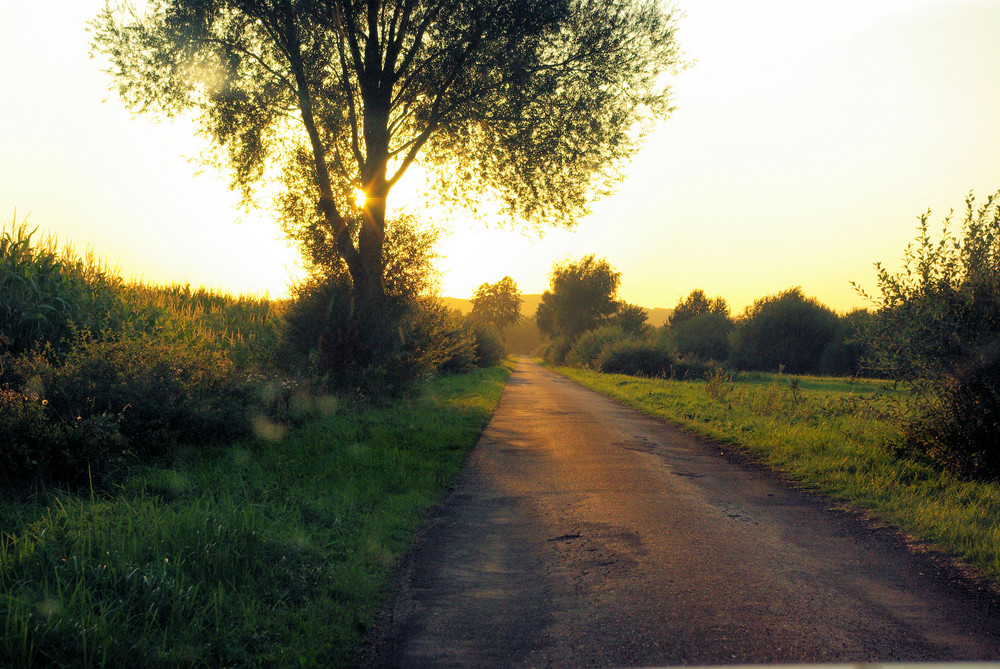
[364,357,1000,668]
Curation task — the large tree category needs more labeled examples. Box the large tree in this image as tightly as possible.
[92,0,683,306]
[535,254,621,339]
[470,275,522,330]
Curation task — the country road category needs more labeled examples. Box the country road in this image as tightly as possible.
[364,357,1000,668]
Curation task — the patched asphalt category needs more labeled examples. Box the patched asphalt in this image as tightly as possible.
[363,358,1000,667]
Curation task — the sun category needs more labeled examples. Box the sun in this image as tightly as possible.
[354,187,367,208]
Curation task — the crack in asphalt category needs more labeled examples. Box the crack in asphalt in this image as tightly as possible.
[363,358,1000,668]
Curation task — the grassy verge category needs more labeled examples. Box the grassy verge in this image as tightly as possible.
[556,367,1000,582]
[0,363,511,668]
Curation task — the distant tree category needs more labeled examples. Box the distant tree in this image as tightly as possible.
[668,289,728,326]
[728,287,839,374]
[535,255,622,340]
[609,302,649,337]
[92,0,683,315]
[672,312,733,362]
[856,191,1000,477]
[818,309,872,377]
[470,276,523,330]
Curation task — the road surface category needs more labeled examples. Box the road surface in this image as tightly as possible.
[364,358,1000,667]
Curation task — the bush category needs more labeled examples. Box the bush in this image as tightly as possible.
[5,332,255,458]
[818,309,873,377]
[901,357,1000,477]
[859,191,1000,477]
[670,357,721,381]
[565,325,630,368]
[670,312,733,362]
[598,341,674,377]
[410,300,478,376]
[467,320,508,368]
[0,386,129,491]
[542,335,576,366]
[728,287,840,374]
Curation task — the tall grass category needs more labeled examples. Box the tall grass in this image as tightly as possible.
[0,363,511,667]
[558,367,1000,582]
[1,218,280,364]
[0,217,290,491]
[118,282,282,368]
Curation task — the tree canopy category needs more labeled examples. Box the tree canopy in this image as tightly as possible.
[535,254,622,339]
[668,289,728,326]
[728,286,839,374]
[470,276,522,330]
[92,0,683,302]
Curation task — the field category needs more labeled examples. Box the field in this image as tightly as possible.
[0,363,511,667]
[557,367,1000,584]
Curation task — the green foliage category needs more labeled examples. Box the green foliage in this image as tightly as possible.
[0,222,296,490]
[470,276,523,330]
[0,221,134,356]
[565,325,630,369]
[728,287,840,374]
[0,365,510,667]
[858,191,1000,478]
[818,309,873,377]
[542,335,576,366]
[535,255,623,339]
[467,320,508,368]
[92,0,683,318]
[0,387,128,492]
[670,311,733,362]
[668,289,729,326]
[410,300,478,376]
[608,301,649,337]
[5,332,255,457]
[283,217,464,395]
[119,282,281,369]
[598,340,674,377]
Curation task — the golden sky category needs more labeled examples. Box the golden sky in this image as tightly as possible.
[3,1,1000,313]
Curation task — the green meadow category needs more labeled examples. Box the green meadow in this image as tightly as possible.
[0,363,510,667]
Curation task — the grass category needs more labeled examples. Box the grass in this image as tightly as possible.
[556,366,1000,583]
[0,362,511,668]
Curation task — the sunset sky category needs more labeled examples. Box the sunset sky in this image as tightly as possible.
[3,1,1000,313]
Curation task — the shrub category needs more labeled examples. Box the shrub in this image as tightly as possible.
[858,191,1000,478]
[0,384,129,491]
[565,325,630,368]
[728,287,840,374]
[818,309,873,377]
[670,312,733,362]
[598,341,674,377]
[542,335,576,366]
[410,300,478,376]
[467,320,508,368]
[5,332,255,457]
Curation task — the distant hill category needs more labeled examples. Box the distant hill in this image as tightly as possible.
[440,294,671,327]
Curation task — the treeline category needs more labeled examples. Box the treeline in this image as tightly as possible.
[0,219,505,493]
[540,191,1000,482]
[536,255,869,379]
